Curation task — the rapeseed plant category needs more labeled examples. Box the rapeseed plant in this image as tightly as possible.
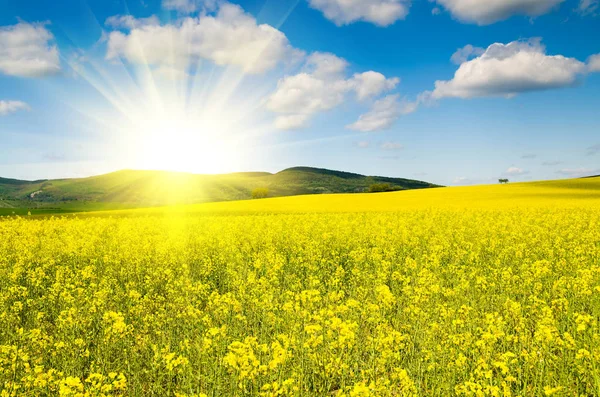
[1,180,599,395]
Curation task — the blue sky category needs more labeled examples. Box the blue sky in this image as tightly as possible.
[0,0,599,185]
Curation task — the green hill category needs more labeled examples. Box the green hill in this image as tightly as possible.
[0,167,438,215]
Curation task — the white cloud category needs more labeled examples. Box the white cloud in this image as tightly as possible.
[577,0,599,15]
[432,39,587,99]
[432,7,442,15]
[350,71,400,100]
[274,114,311,130]
[450,44,484,65]
[433,0,565,25]
[556,168,599,177]
[162,0,219,13]
[305,52,349,79]
[588,54,600,72]
[505,167,528,176]
[106,3,301,75]
[347,91,430,132]
[348,95,405,132]
[308,0,411,26]
[267,73,350,125]
[105,15,160,30]
[267,52,399,130]
[0,100,30,116]
[357,141,370,148]
[0,22,61,77]
[381,141,403,150]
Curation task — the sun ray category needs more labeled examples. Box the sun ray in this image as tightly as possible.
[257,0,303,30]
[198,0,305,124]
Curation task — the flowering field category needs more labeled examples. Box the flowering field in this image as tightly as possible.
[1,179,599,396]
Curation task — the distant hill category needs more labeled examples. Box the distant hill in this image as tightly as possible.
[107,175,600,216]
[0,167,439,215]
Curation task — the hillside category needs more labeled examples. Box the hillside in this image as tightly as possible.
[0,167,437,215]
[100,175,600,217]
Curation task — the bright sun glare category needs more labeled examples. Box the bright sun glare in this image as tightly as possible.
[134,116,240,175]
[93,70,268,176]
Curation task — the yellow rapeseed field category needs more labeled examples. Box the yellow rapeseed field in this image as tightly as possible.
[1,178,599,396]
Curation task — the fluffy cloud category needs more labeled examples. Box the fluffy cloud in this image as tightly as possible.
[268,73,349,116]
[307,0,411,26]
[450,44,484,65]
[505,167,528,176]
[351,71,400,100]
[0,100,30,116]
[162,0,219,13]
[274,114,311,130]
[432,39,587,99]
[105,15,160,30]
[0,22,61,77]
[348,91,431,132]
[106,3,301,74]
[267,52,399,130]
[348,95,410,132]
[577,0,599,15]
[433,0,564,25]
[305,52,349,79]
[588,54,600,72]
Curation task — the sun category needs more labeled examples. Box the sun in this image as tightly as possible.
[126,109,245,175]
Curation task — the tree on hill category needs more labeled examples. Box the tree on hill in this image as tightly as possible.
[499,179,509,184]
[251,188,269,199]
[368,183,397,193]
